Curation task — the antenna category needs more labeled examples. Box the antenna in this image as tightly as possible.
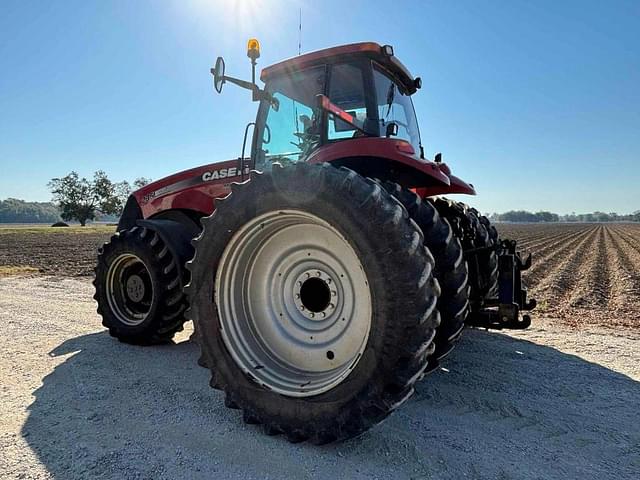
[298,8,302,55]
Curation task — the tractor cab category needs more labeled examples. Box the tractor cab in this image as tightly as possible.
[212,41,424,172]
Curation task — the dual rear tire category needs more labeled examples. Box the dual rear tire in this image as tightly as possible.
[187,163,442,443]
[429,198,499,311]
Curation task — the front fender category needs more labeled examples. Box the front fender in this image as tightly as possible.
[117,195,143,231]
[135,219,195,282]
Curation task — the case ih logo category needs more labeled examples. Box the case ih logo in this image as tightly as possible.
[202,167,245,182]
[141,166,250,204]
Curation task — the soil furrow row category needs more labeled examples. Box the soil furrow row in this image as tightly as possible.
[566,226,610,310]
[518,230,579,250]
[602,227,640,320]
[529,226,601,316]
[523,226,597,288]
[520,227,590,256]
[609,226,640,256]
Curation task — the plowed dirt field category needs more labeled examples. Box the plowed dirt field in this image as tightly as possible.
[498,223,640,328]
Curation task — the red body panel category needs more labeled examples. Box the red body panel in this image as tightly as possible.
[133,159,246,218]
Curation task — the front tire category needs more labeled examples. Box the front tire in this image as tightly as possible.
[94,226,189,345]
[187,163,441,443]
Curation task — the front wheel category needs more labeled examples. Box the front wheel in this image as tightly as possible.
[94,226,189,344]
[187,163,441,443]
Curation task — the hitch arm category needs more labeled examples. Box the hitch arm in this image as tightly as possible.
[467,239,536,330]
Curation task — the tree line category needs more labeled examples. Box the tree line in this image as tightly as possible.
[490,210,640,223]
[0,198,61,223]
[0,171,150,225]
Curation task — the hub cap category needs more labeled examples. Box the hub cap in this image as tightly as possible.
[106,253,153,326]
[215,210,372,397]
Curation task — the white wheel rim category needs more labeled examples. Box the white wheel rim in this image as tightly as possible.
[105,253,153,326]
[215,210,372,397]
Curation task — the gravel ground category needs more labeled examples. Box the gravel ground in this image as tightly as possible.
[1,276,638,479]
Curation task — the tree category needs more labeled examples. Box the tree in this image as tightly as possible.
[48,171,142,226]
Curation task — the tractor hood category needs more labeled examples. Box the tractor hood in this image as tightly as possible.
[132,159,248,218]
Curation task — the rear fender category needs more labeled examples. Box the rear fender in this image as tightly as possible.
[306,137,450,189]
[415,174,476,198]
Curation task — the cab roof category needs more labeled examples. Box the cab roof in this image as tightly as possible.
[260,42,419,94]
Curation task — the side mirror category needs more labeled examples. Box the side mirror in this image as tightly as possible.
[434,152,442,163]
[212,57,226,93]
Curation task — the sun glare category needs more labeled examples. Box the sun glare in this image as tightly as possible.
[186,0,277,35]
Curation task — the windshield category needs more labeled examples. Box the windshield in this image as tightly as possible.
[372,64,422,154]
[255,66,325,170]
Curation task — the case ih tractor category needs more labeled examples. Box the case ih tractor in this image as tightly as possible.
[94,40,535,443]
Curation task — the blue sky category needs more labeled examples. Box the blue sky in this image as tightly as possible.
[0,0,638,214]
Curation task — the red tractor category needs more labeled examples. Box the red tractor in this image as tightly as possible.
[94,40,535,443]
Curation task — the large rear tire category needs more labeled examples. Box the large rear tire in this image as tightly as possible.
[429,198,498,311]
[94,226,190,345]
[187,163,441,443]
[381,182,469,367]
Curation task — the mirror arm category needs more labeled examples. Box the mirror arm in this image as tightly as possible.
[218,74,274,104]
[223,75,256,92]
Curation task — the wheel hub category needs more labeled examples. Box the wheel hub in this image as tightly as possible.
[105,253,153,326]
[126,274,146,302]
[215,210,372,397]
[294,270,336,319]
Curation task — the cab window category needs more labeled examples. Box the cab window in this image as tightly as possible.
[258,66,325,167]
[327,63,368,141]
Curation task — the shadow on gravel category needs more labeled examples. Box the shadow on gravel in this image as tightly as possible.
[22,329,639,480]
